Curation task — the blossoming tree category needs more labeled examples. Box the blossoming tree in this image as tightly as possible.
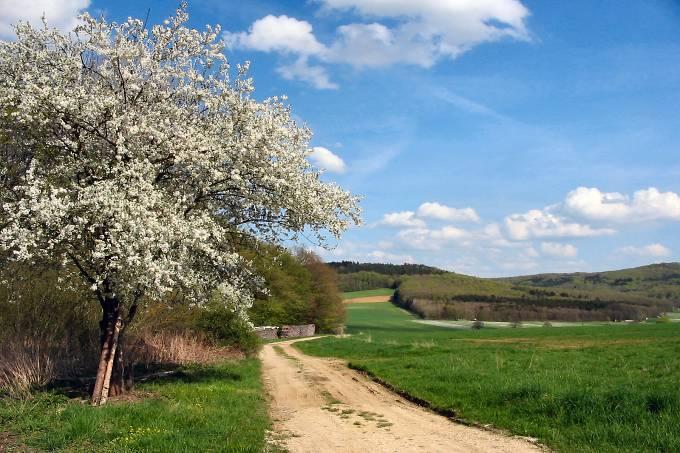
[0,5,360,405]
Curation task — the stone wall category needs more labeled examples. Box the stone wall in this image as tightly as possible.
[280,324,315,338]
[254,324,316,339]
[253,326,279,340]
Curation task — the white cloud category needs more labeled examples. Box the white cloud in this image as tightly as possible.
[319,0,530,67]
[525,246,539,258]
[225,15,325,55]
[430,225,468,241]
[564,187,680,223]
[417,202,480,222]
[541,242,578,258]
[368,250,415,264]
[505,209,616,240]
[309,146,346,173]
[397,225,469,250]
[378,211,426,228]
[277,57,338,90]
[618,243,671,258]
[0,0,89,40]
[226,0,531,88]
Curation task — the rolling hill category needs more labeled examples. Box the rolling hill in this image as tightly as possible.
[499,262,680,302]
[332,262,680,322]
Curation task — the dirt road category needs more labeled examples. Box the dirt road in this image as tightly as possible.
[261,338,545,452]
[343,295,392,303]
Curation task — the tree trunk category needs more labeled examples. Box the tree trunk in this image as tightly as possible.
[108,333,125,397]
[91,296,123,406]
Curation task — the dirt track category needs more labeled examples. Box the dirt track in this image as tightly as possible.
[343,295,392,303]
[261,338,545,452]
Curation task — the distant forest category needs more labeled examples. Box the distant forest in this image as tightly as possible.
[332,261,680,322]
[327,261,446,292]
[327,261,446,275]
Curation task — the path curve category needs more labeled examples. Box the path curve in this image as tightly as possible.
[261,338,545,452]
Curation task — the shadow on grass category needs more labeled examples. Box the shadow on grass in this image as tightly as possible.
[149,364,243,385]
[45,362,243,399]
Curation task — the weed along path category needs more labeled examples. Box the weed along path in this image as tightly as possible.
[261,338,544,453]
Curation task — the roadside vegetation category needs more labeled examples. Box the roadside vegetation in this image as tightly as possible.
[0,246,343,450]
[0,359,267,452]
[298,302,680,452]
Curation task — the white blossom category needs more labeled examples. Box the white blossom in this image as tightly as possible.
[0,4,361,313]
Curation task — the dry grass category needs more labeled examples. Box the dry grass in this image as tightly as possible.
[0,337,55,398]
[0,331,241,399]
[130,331,243,366]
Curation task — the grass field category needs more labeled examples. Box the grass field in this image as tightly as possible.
[298,302,680,452]
[341,288,394,300]
[667,311,680,321]
[0,359,269,452]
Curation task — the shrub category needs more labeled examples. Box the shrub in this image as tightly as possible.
[197,303,261,356]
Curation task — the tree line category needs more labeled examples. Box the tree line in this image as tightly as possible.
[328,261,446,276]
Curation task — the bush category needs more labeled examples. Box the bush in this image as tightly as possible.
[197,303,261,356]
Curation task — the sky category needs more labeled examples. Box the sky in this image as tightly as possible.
[2,0,680,276]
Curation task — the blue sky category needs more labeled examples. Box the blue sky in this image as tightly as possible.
[3,0,680,276]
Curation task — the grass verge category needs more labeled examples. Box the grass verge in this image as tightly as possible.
[0,358,268,452]
[298,302,680,452]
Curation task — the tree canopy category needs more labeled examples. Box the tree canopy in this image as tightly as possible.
[0,4,360,404]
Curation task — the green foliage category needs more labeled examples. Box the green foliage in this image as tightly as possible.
[197,302,260,356]
[298,249,345,332]
[0,359,269,452]
[299,302,680,452]
[328,261,446,276]
[246,245,315,327]
[245,245,345,332]
[338,271,396,292]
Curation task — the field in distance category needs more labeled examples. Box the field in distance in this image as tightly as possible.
[342,288,394,303]
[332,262,680,322]
[298,301,680,452]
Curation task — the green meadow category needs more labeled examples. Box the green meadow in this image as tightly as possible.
[298,302,680,452]
[0,359,268,452]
